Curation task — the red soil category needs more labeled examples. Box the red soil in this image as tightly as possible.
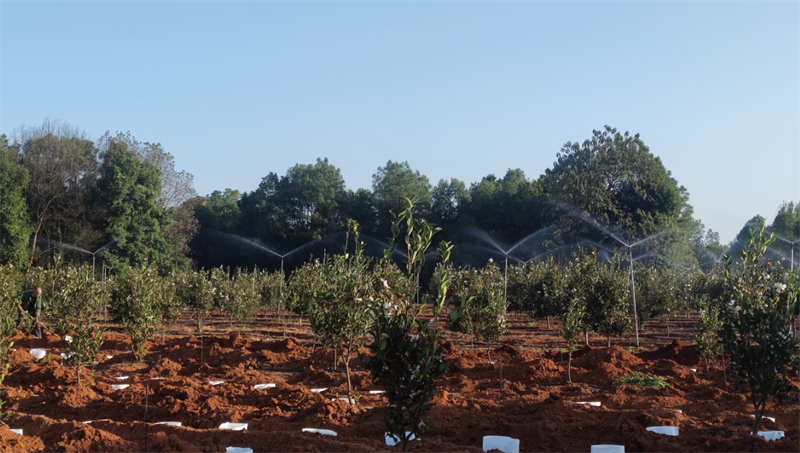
[2,311,798,452]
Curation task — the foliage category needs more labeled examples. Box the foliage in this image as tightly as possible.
[541,125,689,243]
[154,271,183,342]
[447,262,507,343]
[364,309,447,453]
[571,250,633,346]
[176,269,215,333]
[109,265,163,360]
[363,199,450,453]
[12,120,101,265]
[222,268,261,330]
[515,258,569,324]
[373,161,432,236]
[0,265,23,424]
[562,295,586,384]
[694,298,723,372]
[256,268,284,310]
[306,220,377,402]
[96,142,182,272]
[0,136,32,267]
[613,371,670,389]
[286,260,326,316]
[719,221,800,431]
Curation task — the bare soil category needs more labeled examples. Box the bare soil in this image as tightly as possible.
[2,310,798,452]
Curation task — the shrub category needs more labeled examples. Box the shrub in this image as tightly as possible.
[109,265,163,360]
[306,220,378,403]
[720,222,800,431]
[177,269,215,333]
[448,262,507,343]
[364,200,450,453]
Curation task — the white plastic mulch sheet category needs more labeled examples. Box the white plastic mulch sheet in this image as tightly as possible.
[385,432,416,446]
[302,428,337,436]
[646,426,679,436]
[482,436,520,453]
[219,423,248,431]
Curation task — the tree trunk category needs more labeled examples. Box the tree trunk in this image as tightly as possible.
[584,330,589,346]
[344,347,353,405]
[567,344,573,384]
[546,316,551,330]
[29,219,44,265]
[606,334,611,348]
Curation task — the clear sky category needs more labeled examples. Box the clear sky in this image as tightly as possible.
[2,1,798,244]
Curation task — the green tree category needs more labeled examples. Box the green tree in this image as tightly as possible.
[430,178,471,225]
[542,126,691,245]
[372,161,432,235]
[239,158,347,251]
[96,143,179,271]
[195,189,242,232]
[0,135,32,266]
[720,221,799,432]
[363,201,450,453]
[305,220,377,403]
[465,169,548,246]
[573,251,633,347]
[12,120,101,264]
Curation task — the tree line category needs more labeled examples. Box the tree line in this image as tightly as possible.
[2,120,798,278]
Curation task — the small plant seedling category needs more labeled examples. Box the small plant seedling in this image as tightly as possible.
[613,372,669,389]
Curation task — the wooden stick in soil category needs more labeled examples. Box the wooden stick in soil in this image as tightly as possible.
[143,383,149,453]
[499,359,504,407]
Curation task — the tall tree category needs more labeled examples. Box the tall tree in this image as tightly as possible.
[770,201,800,265]
[239,158,347,250]
[96,142,180,271]
[430,178,470,225]
[0,135,32,266]
[97,131,198,209]
[465,169,548,248]
[12,119,101,264]
[541,126,690,243]
[372,161,432,236]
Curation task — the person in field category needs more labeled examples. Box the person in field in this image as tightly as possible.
[17,287,44,339]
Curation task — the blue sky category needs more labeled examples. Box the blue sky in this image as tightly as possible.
[2,1,798,244]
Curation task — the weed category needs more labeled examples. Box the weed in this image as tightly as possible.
[613,371,669,389]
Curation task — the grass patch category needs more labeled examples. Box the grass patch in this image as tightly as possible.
[612,371,669,389]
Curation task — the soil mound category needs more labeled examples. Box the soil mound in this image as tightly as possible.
[0,426,45,453]
[56,425,137,452]
[573,345,643,370]
[637,339,702,366]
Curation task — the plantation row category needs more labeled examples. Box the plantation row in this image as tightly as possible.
[0,208,798,442]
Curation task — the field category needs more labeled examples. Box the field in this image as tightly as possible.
[1,310,798,452]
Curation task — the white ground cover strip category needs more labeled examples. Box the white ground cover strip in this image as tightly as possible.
[368,390,385,394]
[753,431,784,441]
[111,384,129,390]
[310,388,328,393]
[302,428,337,436]
[482,436,520,453]
[219,423,248,431]
[10,429,22,435]
[385,432,416,446]
[226,448,253,453]
[591,445,625,453]
[646,426,679,436]
[253,383,276,390]
[209,380,225,385]
[155,421,181,426]
[29,349,46,360]
[573,401,602,407]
